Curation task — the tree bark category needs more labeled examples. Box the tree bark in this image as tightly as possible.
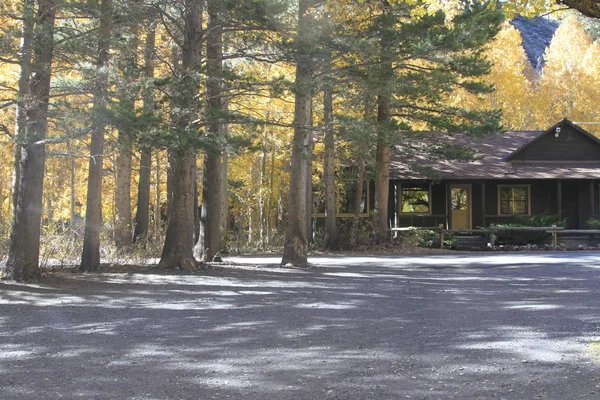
[7,0,56,281]
[158,0,203,269]
[11,0,35,222]
[323,61,338,250]
[133,20,156,244]
[114,17,140,248]
[373,1,393,240]
[282,0,314,267]
[374,91,391,239]
[158,149,196,269]
[68,140,76,229]
[196,0,223,262]
[80,0,113,272]
[355,159,365,216]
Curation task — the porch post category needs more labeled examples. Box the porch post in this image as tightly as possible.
[446,182,452,229]
[557,179,562,221]
[590,180,595,217]
[481,181,486,228]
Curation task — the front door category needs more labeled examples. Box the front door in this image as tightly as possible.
[451,185,471,230]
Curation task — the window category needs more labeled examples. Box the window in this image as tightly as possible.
[400,184,430,214]
[451,187,468,211]
[498,185,530,215]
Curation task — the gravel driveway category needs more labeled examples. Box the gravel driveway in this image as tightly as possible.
[1,253,600,399]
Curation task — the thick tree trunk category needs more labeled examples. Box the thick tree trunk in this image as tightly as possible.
[196,0,223,262]
[7,0,56,281]
[158,149,196,269]
[323,68,338,250]
[133,20,156,244]
[158,0,203,269]
[282,0,314,267]
[11,0,35,222]
[80,0,113,272]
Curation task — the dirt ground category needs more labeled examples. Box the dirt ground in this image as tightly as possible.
[1,253,600,399]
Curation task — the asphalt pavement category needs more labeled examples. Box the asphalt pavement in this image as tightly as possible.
[1,252,600,399]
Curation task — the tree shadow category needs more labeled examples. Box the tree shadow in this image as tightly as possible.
[1,253,600,399]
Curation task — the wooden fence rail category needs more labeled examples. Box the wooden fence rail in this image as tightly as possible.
[390,225,600,250]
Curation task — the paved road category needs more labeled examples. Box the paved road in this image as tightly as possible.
[1,253,600,399]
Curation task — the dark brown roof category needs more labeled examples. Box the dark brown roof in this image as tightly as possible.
[390,129,600,180]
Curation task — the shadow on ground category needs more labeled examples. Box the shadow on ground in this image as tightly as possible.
[1,253,600,399]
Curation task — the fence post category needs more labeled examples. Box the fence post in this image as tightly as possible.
[552,225,558,250]
[439,224,444,249]
[489,224,495,251]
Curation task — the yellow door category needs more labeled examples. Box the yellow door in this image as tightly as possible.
[451,185,471,230]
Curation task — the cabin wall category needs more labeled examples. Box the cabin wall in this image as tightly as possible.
[392,179,597,230]
[511,125,600,162]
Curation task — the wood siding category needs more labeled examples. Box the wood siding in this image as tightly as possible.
[510,125,600,162]
[392,179,597,230]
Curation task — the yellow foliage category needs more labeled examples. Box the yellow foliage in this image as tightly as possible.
[536,16,596,132]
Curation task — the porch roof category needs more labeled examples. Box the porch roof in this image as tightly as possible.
[390,130,600,180]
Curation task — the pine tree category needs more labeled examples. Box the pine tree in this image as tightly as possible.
[80,0,114,272]
[7,0,57,281]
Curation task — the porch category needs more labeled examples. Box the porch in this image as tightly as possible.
[390,179,600,230]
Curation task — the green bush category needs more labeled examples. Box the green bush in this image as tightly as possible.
[493,212,565,246]
[586,217,600,229]
[399,228,455,249]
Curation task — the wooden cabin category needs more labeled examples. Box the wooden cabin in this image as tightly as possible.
[389,119,600,230]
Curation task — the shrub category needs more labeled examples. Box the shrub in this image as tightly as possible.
[398,228,455,249]
[586,217,600,230]
[493,212,565,246]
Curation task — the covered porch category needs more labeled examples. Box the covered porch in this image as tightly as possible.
[390,179,600,230]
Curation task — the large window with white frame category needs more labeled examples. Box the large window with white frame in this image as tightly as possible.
[498,185,530,215]
[399,183,431,214]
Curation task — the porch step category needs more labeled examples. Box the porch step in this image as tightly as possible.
[453,234,489,251]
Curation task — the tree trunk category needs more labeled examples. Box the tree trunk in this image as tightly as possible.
[373,1,393,240]
[221,82,230,238]
[133,19,156,244]
[7,0,56,281]
[374,91,391,239]
[154,151,161,236]
[282,0,314,267]
[114,18,139,248]
[158,0,203,269]
[134,148,151,243]
[69,140,76,229]
[114,137,133,247]
[196,0,223,262]
[355,159,365,216]
[323,63,338,250]
[158,149,196,269]
[80,0,113,272]
[11,0,35,223]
